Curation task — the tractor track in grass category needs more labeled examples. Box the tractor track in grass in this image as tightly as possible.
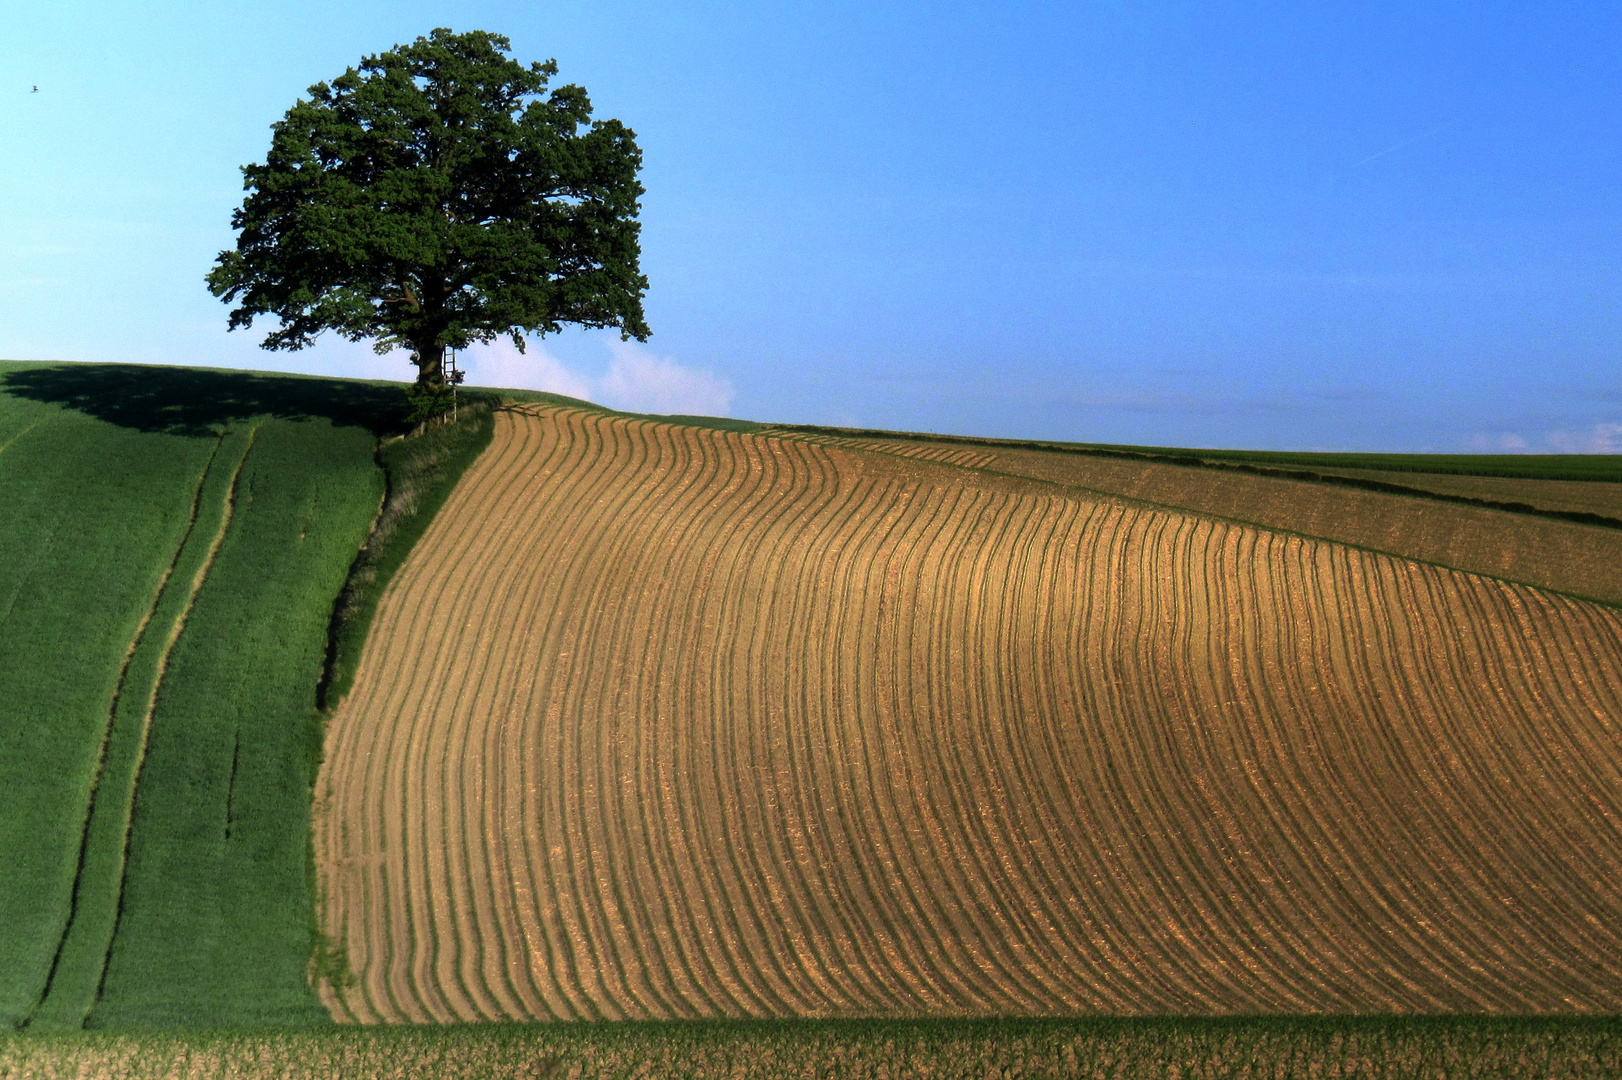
[27,425,258,1028]
[22,432,226,1028]
[316,404,1622,1020]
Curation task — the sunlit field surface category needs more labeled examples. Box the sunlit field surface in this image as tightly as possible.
[318,404,1622,1023]
[6,1017,1622,1079]
[0,362,386,1028]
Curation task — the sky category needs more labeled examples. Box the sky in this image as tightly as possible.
[2,1,1620,451]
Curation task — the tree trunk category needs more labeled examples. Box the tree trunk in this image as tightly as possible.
[413,338,446,386]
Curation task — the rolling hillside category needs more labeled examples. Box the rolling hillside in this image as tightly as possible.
[0,361,390,1027]
[315,403,1622,1022]
[772,430,1622,605]
[8,359,1622,1049]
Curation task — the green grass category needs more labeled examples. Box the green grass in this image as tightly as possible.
[89,417,382,1026]
[0,370,220,1027]
[0,362,401,1029]
[0,361,509,1028]
[4,1017,1622,1078]
[28,426,258,1030]
[1116,446,1622,482]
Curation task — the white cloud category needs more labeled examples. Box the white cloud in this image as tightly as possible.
[1546,422,1622,454]
[596,340,734,416]
[461,338,593,400]
[1465,431,1531,453]
[1465,423,1622,454]
[460,337,734,417]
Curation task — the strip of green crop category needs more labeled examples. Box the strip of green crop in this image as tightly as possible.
[90,418,382,1027]
[26,426,257,1030]
[0,391,220,1027]
[1130,446,1622,481]
[306,398,498,1004]
[977,447,1622,531]
[5,1017,1622,1078]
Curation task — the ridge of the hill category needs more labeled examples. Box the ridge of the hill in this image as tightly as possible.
[759,421,1622,482]
[317,402,1622,1021]
[491,388,1622,604]
[752,426,1622,607]
[767,424,1622,522]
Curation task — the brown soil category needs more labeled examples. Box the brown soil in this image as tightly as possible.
[315,404,1622,1022]
[788,432,999,470]
[956,446,1622,605]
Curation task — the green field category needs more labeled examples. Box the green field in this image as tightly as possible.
[0,361,395,1028]
[1116,446,1622,482]
[3,1017,1622,1079]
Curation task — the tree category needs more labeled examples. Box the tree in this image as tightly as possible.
[207,28,649,418]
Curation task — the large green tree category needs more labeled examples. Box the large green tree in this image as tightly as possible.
[207,28,648,413]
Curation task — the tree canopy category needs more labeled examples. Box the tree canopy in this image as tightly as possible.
[207,28,648,414]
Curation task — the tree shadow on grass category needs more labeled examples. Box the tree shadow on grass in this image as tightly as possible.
[0,363,409,437]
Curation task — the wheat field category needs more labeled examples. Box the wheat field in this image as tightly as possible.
[314,404,1622,1023]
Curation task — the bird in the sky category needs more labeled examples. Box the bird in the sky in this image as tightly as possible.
[32,86,39,92]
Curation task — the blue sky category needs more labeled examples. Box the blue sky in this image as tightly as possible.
[3,1,1619,450]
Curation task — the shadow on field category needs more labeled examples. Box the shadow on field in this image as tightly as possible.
[1,363,409,437]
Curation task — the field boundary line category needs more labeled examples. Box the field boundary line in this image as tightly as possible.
[766,424,1622,531]
[0,419,41,458]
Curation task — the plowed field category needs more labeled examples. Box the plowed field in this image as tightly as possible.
[316,404,1622,1022]
[956,446,1622,605]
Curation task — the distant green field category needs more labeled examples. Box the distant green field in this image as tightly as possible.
[1101,445,1622,482]
[3,1017,1621,1079]
[0,361,396,1028]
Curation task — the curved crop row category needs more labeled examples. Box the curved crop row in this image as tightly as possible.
[977,446,1622,605]
[316,404,1622,1021]
[857,440,997,470]
[785,431,999,471]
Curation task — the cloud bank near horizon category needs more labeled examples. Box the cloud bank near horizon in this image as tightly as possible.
[461,339,735,418]
[1466,423,1622,455]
